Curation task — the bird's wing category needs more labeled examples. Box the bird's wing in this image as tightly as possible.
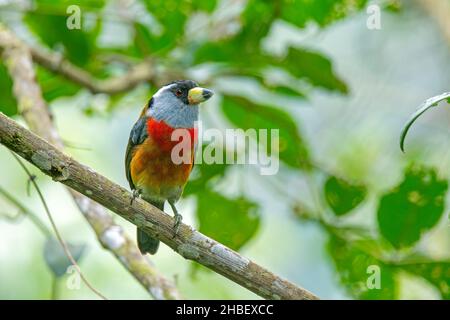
[125,116,148,190]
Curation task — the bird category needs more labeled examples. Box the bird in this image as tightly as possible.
[125,80,214,255]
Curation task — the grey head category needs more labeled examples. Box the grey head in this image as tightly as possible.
[146,80,214,128]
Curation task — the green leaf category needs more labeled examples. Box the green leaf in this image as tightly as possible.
[278,48,348,93]
[221,96,311,169]
[196,190,260,251]
[328,235,397,299]
[324,176,367,216]
[0,63,17,116]
[43,237,86,278]
[401,262,450,299]
[377,166,448,249]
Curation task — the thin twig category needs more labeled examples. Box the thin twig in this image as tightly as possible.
[11,152,108,300]
[0,185,52,236]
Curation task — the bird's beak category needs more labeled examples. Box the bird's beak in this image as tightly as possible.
[188,87,214,105]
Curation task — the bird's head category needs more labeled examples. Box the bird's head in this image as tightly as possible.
[145,80,214,128]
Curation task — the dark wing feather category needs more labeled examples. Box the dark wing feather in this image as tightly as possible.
[125,116,148,190]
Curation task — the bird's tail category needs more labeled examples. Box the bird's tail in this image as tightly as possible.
[137,201,163,255]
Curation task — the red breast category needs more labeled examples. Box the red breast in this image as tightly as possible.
[146,118,197,153]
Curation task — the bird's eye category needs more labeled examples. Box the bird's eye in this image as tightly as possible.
[175,89,182,97]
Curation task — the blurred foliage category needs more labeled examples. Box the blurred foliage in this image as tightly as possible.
[319,165,449,300]
[43,237,86,277]
[401,262,450,299]
[183,146,229,196]
[324,176,367,216]
[377,167,448,249]
[328,236,397,299]
[197,191,260,251]
[24,0,103,66]
[0,0,448,300]
[222,96,311,169]
[246,0,368,28]
[186,146,260,251]
[36,67,82,102]
[138,0,219,54]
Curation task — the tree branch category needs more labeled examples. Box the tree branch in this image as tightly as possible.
[29,45,159,95]
[0,112,319,300]
[0,24,181,300]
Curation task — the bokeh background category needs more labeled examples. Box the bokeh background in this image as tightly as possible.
[0,0,449,299]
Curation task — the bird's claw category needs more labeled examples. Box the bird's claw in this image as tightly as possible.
[130,189,141,205]
[173,213,182,238]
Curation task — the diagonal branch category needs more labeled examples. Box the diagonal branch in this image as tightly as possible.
[29,45,163,94]
[0,24,181,300]
[0,112,319,300]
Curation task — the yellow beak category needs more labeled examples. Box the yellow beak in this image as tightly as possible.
[188,87,214,105]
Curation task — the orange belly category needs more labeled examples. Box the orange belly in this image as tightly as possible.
[130,136,194,201]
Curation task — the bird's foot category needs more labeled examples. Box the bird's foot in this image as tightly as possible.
[130,189,141,205]
[173,213,182,238]
[168,201,182,238]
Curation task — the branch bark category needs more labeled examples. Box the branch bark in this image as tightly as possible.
[0,112,319,300]
[0,24,181,300]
